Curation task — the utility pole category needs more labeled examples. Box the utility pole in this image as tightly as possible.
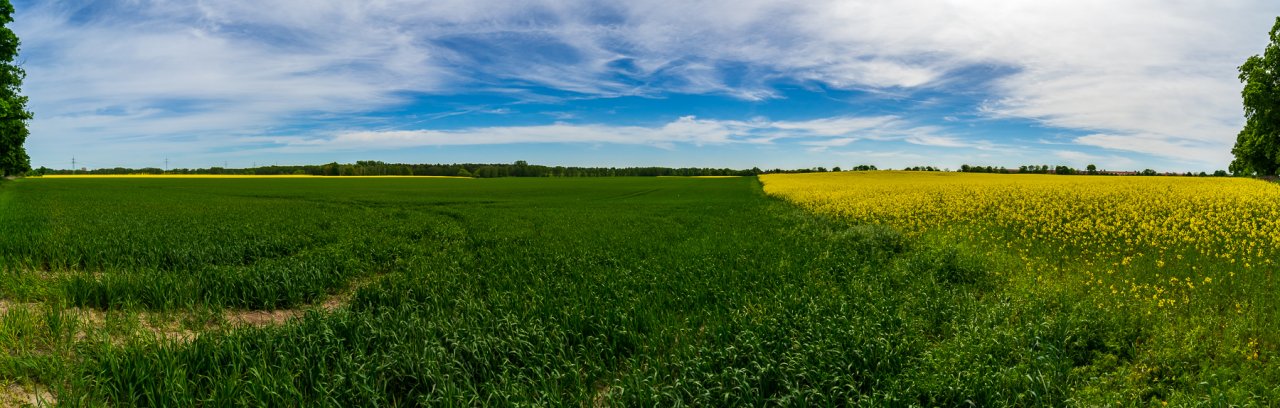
[165,157,169,172]
[71,157,76,174]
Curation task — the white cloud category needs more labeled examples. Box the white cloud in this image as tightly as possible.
[771,116,901,137]
[1073,134,1231,166]
[17,0,444,165]
[275,114,957,153]
[800,138,858,148]
[782,0,1264,165]
[904,134,971,148]
[1053,150,1101,163]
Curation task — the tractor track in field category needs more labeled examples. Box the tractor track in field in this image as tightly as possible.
[1,273,384,344]
[1,293,346,345]
[0,283,366,408]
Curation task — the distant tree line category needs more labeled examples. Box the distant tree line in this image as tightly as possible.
[958,165,1011,173]
[35,161,761,178]
[958,164,1233,177]
[24,160,1238,178]
[31,161,895,178]
[756,165,876,174]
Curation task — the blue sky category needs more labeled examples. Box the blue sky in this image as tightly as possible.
[12,0,1277,171]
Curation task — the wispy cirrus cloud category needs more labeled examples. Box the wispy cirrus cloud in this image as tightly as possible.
[1073,133,1230,166]
[272,115,950,152]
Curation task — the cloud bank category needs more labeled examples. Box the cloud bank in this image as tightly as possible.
[275,115,947,151]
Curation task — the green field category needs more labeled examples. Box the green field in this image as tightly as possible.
[0,176,1275,406]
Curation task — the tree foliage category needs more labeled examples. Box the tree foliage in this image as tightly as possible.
[1231,17,1280,176]
[0,0,30,177]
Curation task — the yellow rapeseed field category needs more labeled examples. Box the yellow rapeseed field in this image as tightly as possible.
[761,171,1280,310]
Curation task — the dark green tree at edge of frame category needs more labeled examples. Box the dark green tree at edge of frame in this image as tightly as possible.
[1231,17,1280,177]
[0,0,29,178]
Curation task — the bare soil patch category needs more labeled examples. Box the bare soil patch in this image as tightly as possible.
[0,383,54,408]
[0,300,38,316]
